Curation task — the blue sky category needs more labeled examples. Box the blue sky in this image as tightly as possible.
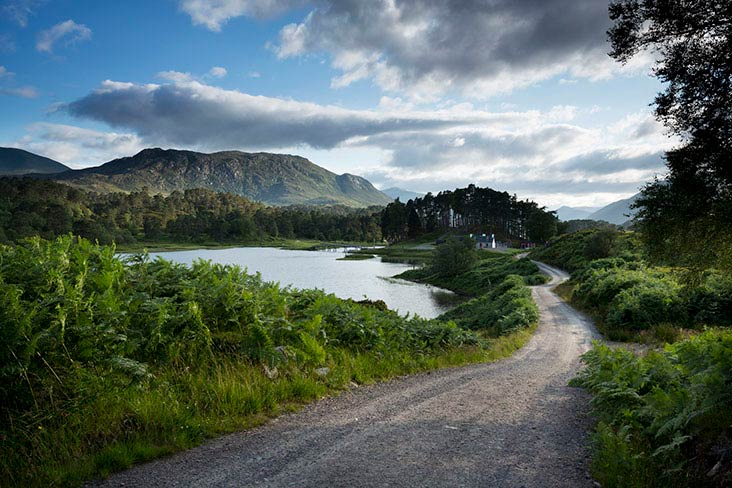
[0,0,675,207]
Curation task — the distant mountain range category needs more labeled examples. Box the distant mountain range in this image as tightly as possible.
[555,193,641,225]
[381,187,424,201]
[0,147,71,175]
[553,205,600,221]
[587,193,641,225]
[3,147,393,208]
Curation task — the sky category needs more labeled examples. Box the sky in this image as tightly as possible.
[0,0,677,208]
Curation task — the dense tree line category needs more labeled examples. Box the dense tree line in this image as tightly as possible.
[0,178,382,245]
[380,184,558,243]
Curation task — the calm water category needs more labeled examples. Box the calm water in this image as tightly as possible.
[147,247,459,319]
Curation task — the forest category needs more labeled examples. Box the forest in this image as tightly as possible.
[0,178,382,245]
[379,183,559,243]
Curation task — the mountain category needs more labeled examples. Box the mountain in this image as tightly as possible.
[553,205,600,221]
[381,187,424,202]
[53,148,393,207]
[587,193,641,225]
[0,147,70,175]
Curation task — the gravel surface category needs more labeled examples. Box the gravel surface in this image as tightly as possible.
[92,262,600,488]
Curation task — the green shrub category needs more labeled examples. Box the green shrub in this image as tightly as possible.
[530,229,641,272]
[574,268,650,313]
[438,275,539,335]
[432,237,477,277]
[686,272,732,326]
[606,279,683,331]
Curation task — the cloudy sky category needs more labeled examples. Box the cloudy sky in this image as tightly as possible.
[1,0,675,207]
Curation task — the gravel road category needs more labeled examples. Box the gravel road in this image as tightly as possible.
[94,262,600,488]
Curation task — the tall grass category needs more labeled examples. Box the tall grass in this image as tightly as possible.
[0,236,534,486]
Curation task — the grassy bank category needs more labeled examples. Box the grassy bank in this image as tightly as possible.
[396,249,547,296]
[0,236,535,486]
[374,240,544,337]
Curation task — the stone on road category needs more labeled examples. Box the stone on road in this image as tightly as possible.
[94,262,600,487]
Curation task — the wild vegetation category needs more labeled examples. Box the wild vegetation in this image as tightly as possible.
[401,240,547,297]
[531,229,732,340]
[439,275,539,335]
[0,236,536,486]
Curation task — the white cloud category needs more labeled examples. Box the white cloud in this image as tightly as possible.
[247,71,261,78]
[178,0,654,100]
[0,65,38,98]
[209,66,227,78]
[36,19,92,53]
[157,70,194,82]
[9,123,144,168]
[2,0,45,27]
[271,0,653,99]
[179,0,304,31]
[2,86,39,98]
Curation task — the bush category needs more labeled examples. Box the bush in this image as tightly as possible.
[583,228,617,261]
[686,272,732,326]
[605,279,683,331]
[574,268,650,313]
[408,253,543,297]
[530,229,641,273]
[432,237,477,277]
[438,275,539,335]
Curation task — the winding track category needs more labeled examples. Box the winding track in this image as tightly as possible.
[95,262,600,487]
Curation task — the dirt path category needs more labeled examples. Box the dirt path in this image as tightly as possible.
[94,262,600,487]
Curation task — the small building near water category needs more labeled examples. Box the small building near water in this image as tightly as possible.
[474,234,496,249]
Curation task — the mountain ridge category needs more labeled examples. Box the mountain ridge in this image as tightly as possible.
[587,193,640,225]
[553,205,600,221]
[52,148,393,208]
[382,187,424,201]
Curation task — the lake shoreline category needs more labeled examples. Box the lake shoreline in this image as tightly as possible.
[115,238,378,253]
[145,245,460,319]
